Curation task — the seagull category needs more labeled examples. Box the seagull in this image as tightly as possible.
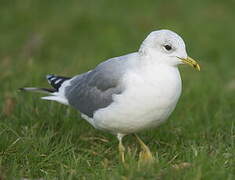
[20,29,200,163]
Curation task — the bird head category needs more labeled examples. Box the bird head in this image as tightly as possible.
[139,30,200,71]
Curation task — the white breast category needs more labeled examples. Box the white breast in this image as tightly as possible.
[93,64,182,134]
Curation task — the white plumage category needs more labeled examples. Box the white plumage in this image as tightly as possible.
[93,59,182,134]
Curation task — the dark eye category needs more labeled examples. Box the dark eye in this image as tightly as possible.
[164,45,172,51]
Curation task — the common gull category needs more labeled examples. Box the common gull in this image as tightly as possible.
[20,29,200,163]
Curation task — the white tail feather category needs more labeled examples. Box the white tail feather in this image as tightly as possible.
[41,96,69,105]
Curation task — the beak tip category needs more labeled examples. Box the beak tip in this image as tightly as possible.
[179,56,200,71]
[196,64,201,71]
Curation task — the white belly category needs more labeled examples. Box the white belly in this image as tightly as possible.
[93,65,182,134]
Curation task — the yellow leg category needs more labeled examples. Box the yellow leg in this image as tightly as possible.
[117,134,125,163]
[135,134,154,163]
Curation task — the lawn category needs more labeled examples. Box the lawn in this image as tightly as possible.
[0,0,234,179]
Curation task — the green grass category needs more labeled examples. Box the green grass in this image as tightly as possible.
[0,0,235,179]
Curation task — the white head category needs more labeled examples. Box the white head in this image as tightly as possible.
[139,29,200,70]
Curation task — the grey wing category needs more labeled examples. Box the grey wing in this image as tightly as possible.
[65,55,132,118]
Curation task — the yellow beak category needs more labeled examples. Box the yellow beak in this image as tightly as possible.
[178,56,200,71]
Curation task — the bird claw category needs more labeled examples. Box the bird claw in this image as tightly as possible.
[135,134,155,164]
[138,149,155,164]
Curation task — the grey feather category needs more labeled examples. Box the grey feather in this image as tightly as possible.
[65,53,137,117]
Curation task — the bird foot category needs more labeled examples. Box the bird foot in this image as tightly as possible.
[118,134,126,163]
[119,142,125,163]
[138,148,155,164]
[135,134,155,164]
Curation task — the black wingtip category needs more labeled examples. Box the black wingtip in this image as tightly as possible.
[46,74,55,80]
[46,74,71,91]
[18,87,32,93]
[17,87,56,93]
[18,88,26,91]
